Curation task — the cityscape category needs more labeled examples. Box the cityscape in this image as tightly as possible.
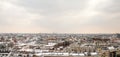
[0,33,120,57]
[0,0,120,57]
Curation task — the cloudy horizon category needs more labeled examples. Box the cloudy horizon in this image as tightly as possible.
[0,0,120,33]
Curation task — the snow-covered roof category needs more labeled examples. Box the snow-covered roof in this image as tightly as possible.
[35,53,69,56]
[90,52,97,55]
[70,53,85,56]
[107,46,115,50]
[45,43,57,47]
[19,49,33,52]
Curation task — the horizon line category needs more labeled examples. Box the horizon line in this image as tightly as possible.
[0,32,119,34]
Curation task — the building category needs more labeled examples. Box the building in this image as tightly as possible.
[0,49,10,57]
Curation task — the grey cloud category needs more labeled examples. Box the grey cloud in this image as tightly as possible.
[34,18,76,32]
[11,0,90,31]
[0,11,11,26]
[0,0,120,33]
[95,0,120,13]
[11,0,89,16]
[84,15,120,29]
[0,0,35,27]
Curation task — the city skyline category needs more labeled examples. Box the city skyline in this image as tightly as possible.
[0,0,120,33]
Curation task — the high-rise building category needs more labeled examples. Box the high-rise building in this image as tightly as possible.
[116,33,120,38]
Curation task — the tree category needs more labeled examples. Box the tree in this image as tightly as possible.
[33,54,38,57]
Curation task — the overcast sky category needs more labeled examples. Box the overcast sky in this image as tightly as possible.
[0,0,120,33]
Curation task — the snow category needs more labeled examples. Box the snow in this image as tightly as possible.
[107,46,115,50]
[91,52,97,55]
